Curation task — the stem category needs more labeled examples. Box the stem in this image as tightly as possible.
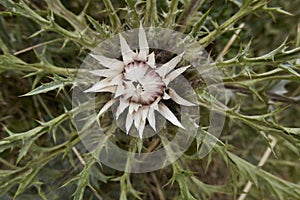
[217,23,245,59]
[72,147,86,165]
[13,38,64,56]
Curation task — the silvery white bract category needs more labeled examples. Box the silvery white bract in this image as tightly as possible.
[85,23,195,138]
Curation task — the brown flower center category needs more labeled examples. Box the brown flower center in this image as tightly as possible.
[123,61,165,105]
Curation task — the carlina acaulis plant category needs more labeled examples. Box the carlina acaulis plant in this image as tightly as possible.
[0,0,299,200]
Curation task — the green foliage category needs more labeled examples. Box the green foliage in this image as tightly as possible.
[0,0,299,199]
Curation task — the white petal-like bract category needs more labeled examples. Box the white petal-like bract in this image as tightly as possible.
[158,103,185,129]
[155,52,184,78]
[126,113,133,134]
[164,65,191,85]
[90,54,124,70]
[116,98,129,119]
[90,69,122,78]
[137,22,149,61]
[168,88,195,106]
[97,99,117,118]
[147,52,156,68]
[119,34,136,65]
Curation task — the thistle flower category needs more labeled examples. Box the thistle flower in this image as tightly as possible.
[85,23,195,138]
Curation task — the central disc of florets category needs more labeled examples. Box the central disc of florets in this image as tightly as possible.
[123,61,165,105]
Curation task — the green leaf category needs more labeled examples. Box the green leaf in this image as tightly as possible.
[73,157,96,200]
[14,168,41,199]
[190,8,211,36]
[227,151,300,199]
[86,15,109,38]
[279,63,300,78]
[22,77,74,96]
[0,126,45,153]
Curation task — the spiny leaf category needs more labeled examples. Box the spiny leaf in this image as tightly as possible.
[0,0,49,29]
[176,174,197,200]
[279,62,300,78]
[102,0,121,30]
[144,0,158,26]
[22,77,74,96]
[227,151,300,199]
[163,0,179,28]
[73,157,95,200]
[190,176,228,198]
[190,8,211,36]
[86,15,109,38]
[0,112,69,153]
[0,126,45,153]
[14,167,41,200]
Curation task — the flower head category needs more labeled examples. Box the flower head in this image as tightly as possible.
[85,23,195,138]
